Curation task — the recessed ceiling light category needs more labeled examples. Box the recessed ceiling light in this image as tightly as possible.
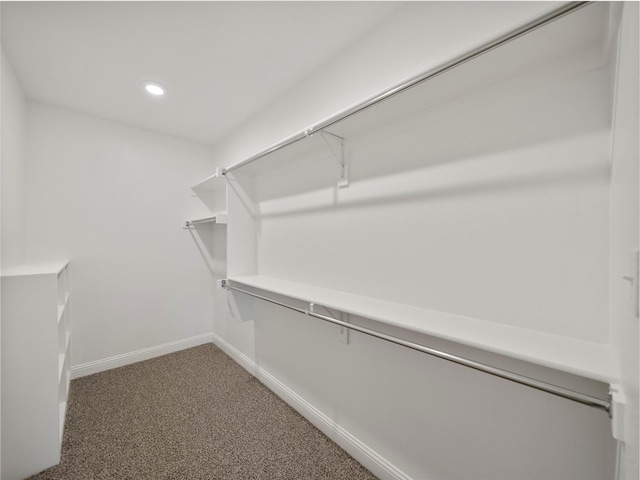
[143,82,166,96]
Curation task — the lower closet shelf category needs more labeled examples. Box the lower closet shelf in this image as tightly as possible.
[227,275,616,384]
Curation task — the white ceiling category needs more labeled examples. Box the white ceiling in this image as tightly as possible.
[1,1,404,146]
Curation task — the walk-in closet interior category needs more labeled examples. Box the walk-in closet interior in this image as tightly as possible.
[1,2,638,479]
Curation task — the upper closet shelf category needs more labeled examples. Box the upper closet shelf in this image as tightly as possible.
[220,1,604,181]
[227,275,617,385]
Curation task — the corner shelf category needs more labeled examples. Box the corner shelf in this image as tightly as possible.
[187,167,228,230]
[191,167,225,192]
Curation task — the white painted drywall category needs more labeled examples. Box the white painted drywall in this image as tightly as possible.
[23,103,215,368]
[1,48,27,268]
[0,54,27,474]
[212,2,621,479]
[608,3,639,478]
[249,305,615,480]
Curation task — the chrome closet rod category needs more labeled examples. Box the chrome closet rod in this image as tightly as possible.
[225,283,612,415]
[185,217,217,225]
[222,1,590,176]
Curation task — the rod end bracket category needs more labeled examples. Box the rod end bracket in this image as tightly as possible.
[610,385,626,441]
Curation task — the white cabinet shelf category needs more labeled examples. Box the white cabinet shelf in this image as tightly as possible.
[1,260,71,480]
[228,275,617,384]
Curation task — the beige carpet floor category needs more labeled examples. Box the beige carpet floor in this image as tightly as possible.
[28,343,376,480]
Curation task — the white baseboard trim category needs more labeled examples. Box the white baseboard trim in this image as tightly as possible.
[71,332,213,379]
[211,332,412,480]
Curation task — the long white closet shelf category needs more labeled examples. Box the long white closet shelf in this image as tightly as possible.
[228,275,617,384]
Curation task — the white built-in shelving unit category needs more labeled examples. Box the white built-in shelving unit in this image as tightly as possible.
[212,3,619,388]
[1,261,71,480]
[193,1,623,415]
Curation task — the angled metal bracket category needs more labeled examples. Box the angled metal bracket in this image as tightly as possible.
[320,130,348,188]
[307,303,349,344]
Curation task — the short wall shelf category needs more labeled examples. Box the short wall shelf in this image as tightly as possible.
[187,168,228,231]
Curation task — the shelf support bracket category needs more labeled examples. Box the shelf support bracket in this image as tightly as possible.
[320,130,348,188]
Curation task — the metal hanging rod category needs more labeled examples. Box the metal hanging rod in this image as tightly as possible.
[183,215,227,229]
[225,282,612,416]
[221,1,590,176]
[186,217,217,226]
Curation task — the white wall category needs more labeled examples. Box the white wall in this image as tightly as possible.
[1,48,27,268]
[212,3,621,479]
[0,52,27,474]
[0,42,29,480]
[24,103,215,371]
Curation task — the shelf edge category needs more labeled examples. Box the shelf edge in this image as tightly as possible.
[227,275,617,384]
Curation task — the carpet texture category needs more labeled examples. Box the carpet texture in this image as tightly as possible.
[28,344,377,480]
